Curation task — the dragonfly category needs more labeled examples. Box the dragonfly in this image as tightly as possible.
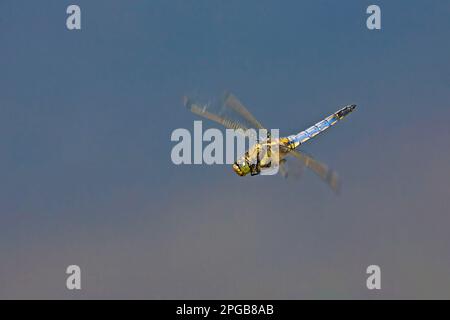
[183,92,356,193]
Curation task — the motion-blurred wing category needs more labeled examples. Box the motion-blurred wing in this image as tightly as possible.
[279,158,305,179]
[222,92,265,130]
[287,149,341,193]
[183,95,266,142]
[279,160,289,178]
[183,96,250,131]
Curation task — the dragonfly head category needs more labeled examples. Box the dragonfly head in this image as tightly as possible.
[232,159,251,176]
[233,143,266,176]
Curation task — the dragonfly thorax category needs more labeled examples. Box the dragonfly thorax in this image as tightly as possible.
[232,138,290,176]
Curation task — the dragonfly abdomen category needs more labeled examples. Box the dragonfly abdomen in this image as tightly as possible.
[287,104,356,148]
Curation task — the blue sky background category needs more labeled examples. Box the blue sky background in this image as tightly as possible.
[0,0,449,298]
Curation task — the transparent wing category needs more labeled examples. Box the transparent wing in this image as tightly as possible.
[222,92,265,130]
[287,149,341,193]
[279,159,289,178]
[279,158,305,179]
[183,96,250,131]
[183,93,266,142]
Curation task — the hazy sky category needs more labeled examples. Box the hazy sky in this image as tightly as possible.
[1,0,449,298]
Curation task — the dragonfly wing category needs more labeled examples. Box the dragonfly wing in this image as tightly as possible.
[222,92,265,130]
[279,158,304,179]
[279,159,288,178]
[287,149,341,193]
[184,96,250,132]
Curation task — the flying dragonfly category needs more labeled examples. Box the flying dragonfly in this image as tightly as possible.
[183,92,356,192]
